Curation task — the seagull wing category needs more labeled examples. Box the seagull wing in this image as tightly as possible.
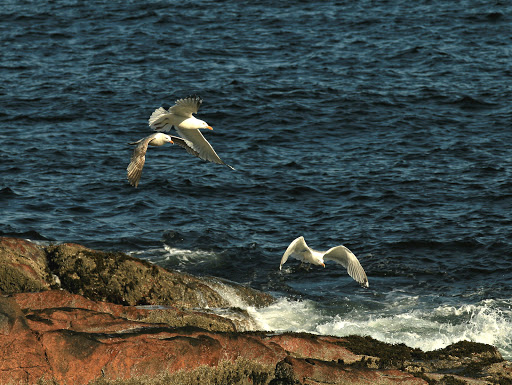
[323,245,369,287]
[169,95,202,117]
[280,236,309,270]
[149,107,174,132]
[175,128,234,169]
[169,135,201,158]
[127,134,156,188]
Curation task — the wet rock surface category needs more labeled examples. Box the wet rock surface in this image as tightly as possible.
[0,237,511,385]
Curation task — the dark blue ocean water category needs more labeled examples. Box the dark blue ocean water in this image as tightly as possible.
[1,1,511,358]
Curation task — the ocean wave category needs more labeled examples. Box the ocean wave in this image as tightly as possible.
[208,288,512,360]
[128,245,220,269]
[163,245,219,264]
[315,300,512,360]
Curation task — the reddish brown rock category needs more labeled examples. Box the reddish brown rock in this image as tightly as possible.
[0,237,56,294]
[0,290,511,385]
[14,290,238,332]
[0,296,52,384]
[3,293,281,384]
[0,236,273,331]
[1,238,511,385]
[266,333,363,364]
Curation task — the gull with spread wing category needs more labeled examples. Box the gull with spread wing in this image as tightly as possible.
[127,133,201,188]
[148,95,234,170]
[280,236,369,288]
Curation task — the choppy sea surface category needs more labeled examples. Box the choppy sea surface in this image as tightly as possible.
[1,1,511,359]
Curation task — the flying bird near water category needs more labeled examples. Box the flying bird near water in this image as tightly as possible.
[148,95,234,170]
[127,133,201,188]
[127,95,234,187]
[280,236,369,288]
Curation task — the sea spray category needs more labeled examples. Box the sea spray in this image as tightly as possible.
[315,300,512,359]
[201,280,512,360]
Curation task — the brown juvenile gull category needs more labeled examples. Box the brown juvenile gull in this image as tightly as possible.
[148,95,234,170]
[279,236,369,288]
[127,133,200,188]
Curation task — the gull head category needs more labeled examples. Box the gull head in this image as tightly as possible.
[313,255,326,268]
[199,120,213,130]
[150,133,174,146]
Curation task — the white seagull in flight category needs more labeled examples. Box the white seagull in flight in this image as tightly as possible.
[280,236,369,288]
[148,95,234,170]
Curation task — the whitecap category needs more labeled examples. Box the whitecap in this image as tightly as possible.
[162,244,218,263]
[127,245,219,266]
[313,300,512,359]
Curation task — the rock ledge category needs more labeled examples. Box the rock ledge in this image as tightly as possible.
[0,237,510,385]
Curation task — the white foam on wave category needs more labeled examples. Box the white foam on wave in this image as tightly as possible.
[201,279,324,332]
[251,298,324,333]
[203,278,251,309]
[320,305,510,351]
[162,245,218,263]
[128,246,219,266]
[256,297,512,359]
[211,287,512,360]
[128,248,163,258]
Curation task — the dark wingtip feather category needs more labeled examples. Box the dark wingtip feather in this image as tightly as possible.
[185,94,203,108]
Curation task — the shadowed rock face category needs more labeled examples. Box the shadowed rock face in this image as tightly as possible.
[0,236,273,331]
[0,237,511,385]
[45,242,274,309]
[0,237,56,293]
[0,237,274,310]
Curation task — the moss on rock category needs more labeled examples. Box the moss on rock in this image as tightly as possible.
[44,242,274,311]
[89,358,273,385]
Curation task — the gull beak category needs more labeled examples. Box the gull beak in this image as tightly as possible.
[206,126,213,130]
[321,263,325,268]
[170,139,174,144]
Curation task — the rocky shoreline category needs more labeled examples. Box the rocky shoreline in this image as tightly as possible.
[0,236,510,384]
